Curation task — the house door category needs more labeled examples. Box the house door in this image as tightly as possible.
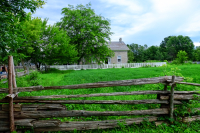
[108,57,111,64]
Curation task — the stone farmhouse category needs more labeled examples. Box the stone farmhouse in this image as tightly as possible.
[79,38,129,64]
[106,38,129,64]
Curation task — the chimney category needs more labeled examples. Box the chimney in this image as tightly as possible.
[119,38,122,43]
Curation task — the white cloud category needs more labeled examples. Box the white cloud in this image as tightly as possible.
[42,0,69,9]
[194,42,200,46]
[100,0,200,44]
[100,0,144,13]
[176,12,200,36]
[27,0,200,45]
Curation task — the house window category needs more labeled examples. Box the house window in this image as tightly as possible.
[117,56,121,63]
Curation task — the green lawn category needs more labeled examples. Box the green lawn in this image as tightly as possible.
[0,64,200,132]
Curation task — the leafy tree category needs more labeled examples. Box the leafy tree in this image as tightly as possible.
[0,0,45,63]
[16,14,77,69]
[194,47,200,61]
[166,35,194,61]
[159,36,172,60]
[155,50,164,61]
[15,13,47,69]
[128,43,146,62]
[127,48,134,63]
[57,3,114,64]
[145,46,159,60]
[43,25,78,65]
[176,50,188,64]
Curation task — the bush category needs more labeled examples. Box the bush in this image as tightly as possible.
[164,60,168,64]
[29,71,39,80]
[185,61,193,65]
[176,50,188,64]
[171,59,180,65]
[28,71,40,86]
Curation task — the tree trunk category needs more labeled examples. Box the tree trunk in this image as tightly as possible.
[34,62,40,71]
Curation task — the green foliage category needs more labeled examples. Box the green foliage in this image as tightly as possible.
[128,35,194,62]
[176,50,188,64]
[127,43,146,62]
[15,13,77,69]
[145,46,159,60]
[171,59,179,65]
[1,64,200,132]
[57,3,114,64]
[166,35,194,61]
[127,43,166,62]
[194,47,200,61]
[15,13,48,67]
[185,61,193,65]
[174,93,200,118]
[160,36,172,60]
[0,0,45,63]
[43,25,78,65]
[127,50,134,63]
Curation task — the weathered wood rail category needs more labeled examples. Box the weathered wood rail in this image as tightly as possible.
[0,56,200,132]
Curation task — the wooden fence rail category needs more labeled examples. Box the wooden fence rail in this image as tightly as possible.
[0,76,184,93]
[0,56,200,132]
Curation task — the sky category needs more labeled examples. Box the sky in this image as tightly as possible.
[29,0,200,47]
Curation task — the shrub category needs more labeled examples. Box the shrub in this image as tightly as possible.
[164,60,168,64]
[28,71,40,86]
[171,59,179,65]
[176,50,188,64]
[185,61,193,65]
[29,71,39,80]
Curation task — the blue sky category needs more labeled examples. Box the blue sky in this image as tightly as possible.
[29,0,200,47]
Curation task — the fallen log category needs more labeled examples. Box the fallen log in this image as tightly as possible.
[0,99,183,104]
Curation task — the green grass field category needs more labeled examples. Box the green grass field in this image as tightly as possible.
[0,64,200,132]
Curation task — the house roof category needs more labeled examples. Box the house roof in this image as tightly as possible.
[108,38,129,51]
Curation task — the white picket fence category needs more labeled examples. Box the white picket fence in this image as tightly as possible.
[50,62,166,70]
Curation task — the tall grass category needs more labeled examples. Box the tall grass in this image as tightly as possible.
[0,64,200,132]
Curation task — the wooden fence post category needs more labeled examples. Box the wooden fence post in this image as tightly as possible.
[170,75,175,119]
[12,59,17,88]
[8,56,15,132]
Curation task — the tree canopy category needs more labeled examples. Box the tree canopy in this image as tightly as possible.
[176,50,188,64]
[164,35,194,61]
[16,14,77,69]
[57,3,114,64]
[0,0,45,63]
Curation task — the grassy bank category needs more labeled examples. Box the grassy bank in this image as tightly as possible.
[0,64,200,132]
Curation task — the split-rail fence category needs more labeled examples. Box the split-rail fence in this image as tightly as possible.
[0,56,200,132]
